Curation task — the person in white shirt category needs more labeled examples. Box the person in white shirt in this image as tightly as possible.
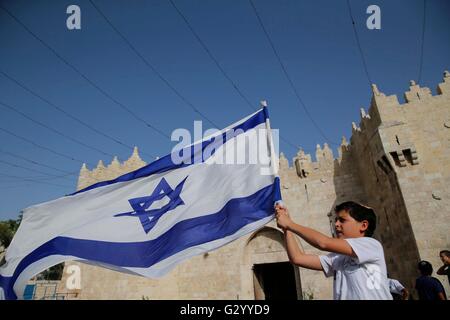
[388,278,409,300]
[275,201,392,300]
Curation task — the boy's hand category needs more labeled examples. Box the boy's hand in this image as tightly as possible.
[275,203,292,230]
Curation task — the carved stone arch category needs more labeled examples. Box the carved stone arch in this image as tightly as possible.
[239,226,303,300]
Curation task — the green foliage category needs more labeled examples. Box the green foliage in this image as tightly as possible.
[0,215,22,249]
[36,263,65,281]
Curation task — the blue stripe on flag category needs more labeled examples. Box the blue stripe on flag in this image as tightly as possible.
[71,108,268,196]
[0,177,280,300]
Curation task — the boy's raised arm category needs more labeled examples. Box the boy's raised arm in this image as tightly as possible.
[276,205,356,258]
[284,229,323,270]
[288,222,356,257]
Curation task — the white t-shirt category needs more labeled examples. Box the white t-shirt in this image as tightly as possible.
[388,278,405,295]
[319,237,392,300]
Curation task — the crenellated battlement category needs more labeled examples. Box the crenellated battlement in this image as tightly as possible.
[404,80,432,102]
[347,71,450,154]
[280,71,450,180]
[351,71,450,139]
[437,70,450,94]
[279,138,350,179]
[77,146,147,191]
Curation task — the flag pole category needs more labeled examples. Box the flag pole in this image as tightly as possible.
[261,100,283,208]
[261,100,279,177]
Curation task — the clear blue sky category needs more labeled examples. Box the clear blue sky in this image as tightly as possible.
[0,0,449,220]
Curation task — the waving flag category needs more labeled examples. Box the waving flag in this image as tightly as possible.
[0,107,280,299]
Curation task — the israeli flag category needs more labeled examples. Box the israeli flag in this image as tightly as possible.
[0,107,281,299]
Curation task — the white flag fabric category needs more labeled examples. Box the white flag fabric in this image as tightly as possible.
[0,108,281,299]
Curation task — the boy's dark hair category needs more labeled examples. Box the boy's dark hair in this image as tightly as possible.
[418,260,433,276]
[335,201,377,237]
[439,250,450,257]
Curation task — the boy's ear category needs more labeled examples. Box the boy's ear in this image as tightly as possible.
[360,220,369,234]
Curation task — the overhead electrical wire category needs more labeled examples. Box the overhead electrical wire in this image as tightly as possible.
[0,3,169,140]
[0,69,155,159]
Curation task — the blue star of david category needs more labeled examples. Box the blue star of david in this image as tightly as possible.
[114,176,188,233]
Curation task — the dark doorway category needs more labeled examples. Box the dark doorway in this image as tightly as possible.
[253,262,298,300]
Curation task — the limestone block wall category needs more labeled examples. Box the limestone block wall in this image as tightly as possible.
[349,109,420,292]
[385,75,450,294]
[397,75,450,264]
[349,73,450,295]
